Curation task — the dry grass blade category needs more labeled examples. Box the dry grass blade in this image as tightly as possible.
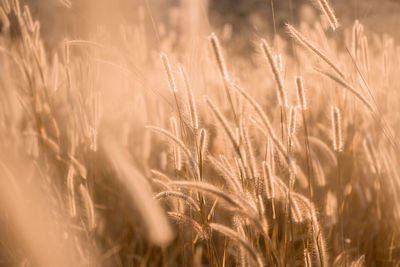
[315,68,374,112]
[79,184,96,231]
[262,161,275,200]
[168,212,208,240]
[207,155,242,193]
[231,85,285,156]
[179,64,198,131]
[209,223,264,267]
[150,169,173,183]
[247,112,296,175]
[240,118,258,179]
[287,24,345,79]
[155,190,201,212]
[169,180,242,209]
[170,117,182,170]
[203,95,239,152]
[260,39,288,107]
[146,125,192,159]
[308,136,337,166]
[67,166,76,217]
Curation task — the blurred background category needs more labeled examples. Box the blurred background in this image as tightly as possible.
[21,0,400,50]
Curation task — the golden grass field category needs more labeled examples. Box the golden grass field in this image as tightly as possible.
[0,0,399,266]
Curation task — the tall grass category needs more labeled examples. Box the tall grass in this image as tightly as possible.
[0,0,399,266]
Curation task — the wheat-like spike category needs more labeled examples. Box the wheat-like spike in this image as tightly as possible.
[287,106,298,150]
[209,32,230,83]
[203,95,239,152]
[261,39,288,107]
[315,68,374,112]
[146,126,192,159]
[286,24,345,79]
[295,76,307,110]
[316,0,339,30]
[160,53,177,93]
[170,117,182,171]
[167,212,207,240]
[79,184,96,231]
[209,223,264,267]
[207,155,242,193]
[330,106,343,152]
[179,64,199,131]
[155,191,200,211]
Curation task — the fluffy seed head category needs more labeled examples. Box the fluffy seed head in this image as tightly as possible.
[287,24,345,79]
[316,0,339,30]
[330,106,343,152]
[209,32,230,83]
[160,53,178,93]
[261,39,288,107]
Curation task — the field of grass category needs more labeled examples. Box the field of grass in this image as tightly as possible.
[0,0,399,266]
